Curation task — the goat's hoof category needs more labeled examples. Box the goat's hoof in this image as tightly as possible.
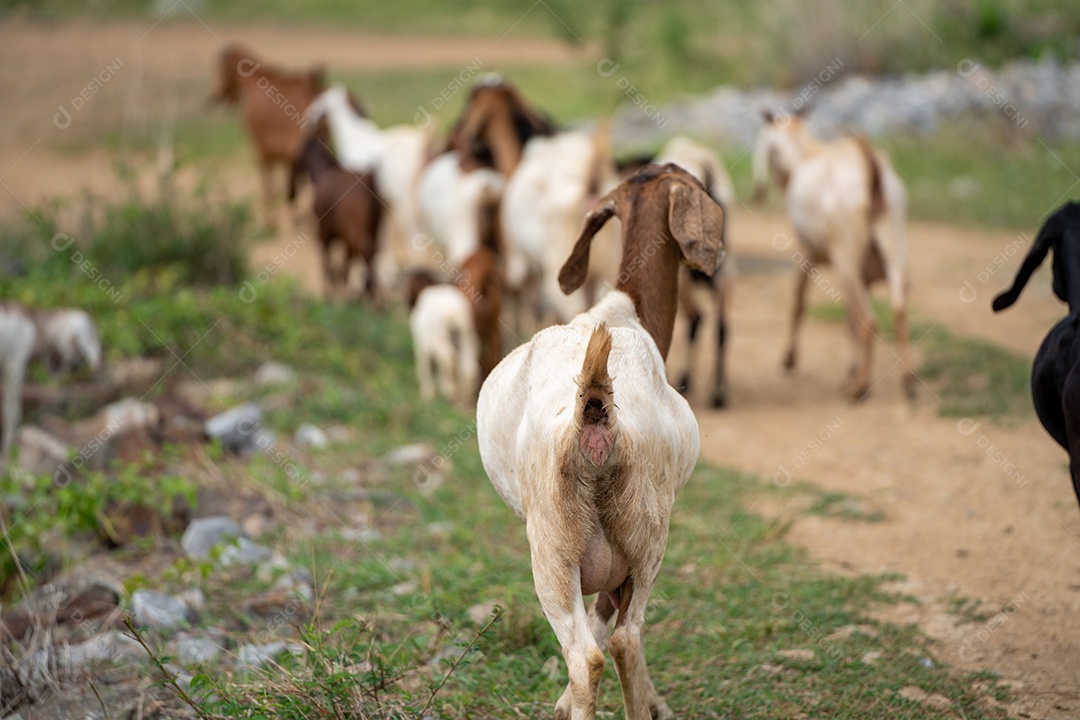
[782,352,796,373]
[710,390,728,409]
[903,375,917,400]
[845,381,871,403]
[649,697,675,720]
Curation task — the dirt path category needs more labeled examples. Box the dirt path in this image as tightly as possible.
[4,18,1078,720]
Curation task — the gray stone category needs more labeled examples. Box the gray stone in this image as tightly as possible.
[294,423,329,449]
[218,537,273,567]
[254,361,297,386]
[235,640,299,670]
[182,516,243,560]
[132,589,191,631]
[67,630,142,669]
[204,403,262,452]
[384,443,435,466]
[170,631,225,665]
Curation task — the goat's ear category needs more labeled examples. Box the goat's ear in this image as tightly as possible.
[669,179,725,275]
[992,218,1056,312]
[559,197,618,294]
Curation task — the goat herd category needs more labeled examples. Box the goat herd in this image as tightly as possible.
[1,43,1078,719]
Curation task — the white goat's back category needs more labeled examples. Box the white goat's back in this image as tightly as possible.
[654,136,734,207]
[477,292,699,519]
[417,152,504,267]
[501,131,621,322]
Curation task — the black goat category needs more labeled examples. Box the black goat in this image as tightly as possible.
[993,201,1080,507]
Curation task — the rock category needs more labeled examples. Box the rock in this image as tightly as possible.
[15,426,71,477]
[825,624,877,641]
[390,581,419,596]
[860,650,884,664]
[204,403,262,453]
[170,631,226,665]
[294,423,329,449]
[236,640,298,670]
[254,361,297,386]
[898,686,952,710]
[777,649,815,662]
[177,589,207,613]
[99,397,161,433]
[467,601,498,626]
[67,631,142,670]
[218,537,273,567]
[132,589,192,631]
[541,655,562,682]
[338,468,363,484]
[181,516,243,560]
[384,443,435,466]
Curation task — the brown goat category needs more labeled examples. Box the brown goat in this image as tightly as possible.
[209,44,325,215]
[445,76,555,177]
[289,133,383,301]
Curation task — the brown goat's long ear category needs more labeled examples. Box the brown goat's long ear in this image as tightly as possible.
[669,179,725,275]
[559,197,618,294]
[992,217,1056,312]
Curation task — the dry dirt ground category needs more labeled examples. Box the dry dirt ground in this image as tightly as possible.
[3,17,1079,720]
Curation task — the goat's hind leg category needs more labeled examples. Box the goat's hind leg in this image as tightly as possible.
[783,262,811,372]
[609,575,672,720]
[556,593,617,718]
[531,555,604,720]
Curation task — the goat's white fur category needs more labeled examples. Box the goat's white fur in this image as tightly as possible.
[410,285,481,407]
[0,306,101,457]
[478,291,698,719]
[752,117,911,398]
[500,131,621,325]
[0,307,37,456]
[416,152,504,268]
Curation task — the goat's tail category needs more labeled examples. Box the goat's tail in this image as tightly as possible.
[853,134,885,222]
[576,324,616,468]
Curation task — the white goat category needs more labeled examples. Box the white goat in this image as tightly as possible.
[752,111,912,399]
[416,152,504,268]
[478,164,725,719]
[0,306,101,457]
[0,306,36,456]
[32,309,102,374]
[501,129,621,327]
[304,84,432,282]
[654,136,735,407]
[409,282,480,407]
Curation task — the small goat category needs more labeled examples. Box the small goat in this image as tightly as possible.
[408,273,481,407]
[0,306,102,456]
[303,84,432,285]
[477,164,724,719]
[753,111,912,400]
[289,132,383,301]
[993,202,1080,509]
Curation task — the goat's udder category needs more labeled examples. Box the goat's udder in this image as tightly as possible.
[580,423,613,468]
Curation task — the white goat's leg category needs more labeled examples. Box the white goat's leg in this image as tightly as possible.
[609,570,672,720]
[531,552,603,720]
[556,593,617,717]
[886,265,914,398]
[414,344,436,402]
[1,362,25,457]
[783,263,812,372]
[838,267,876,401]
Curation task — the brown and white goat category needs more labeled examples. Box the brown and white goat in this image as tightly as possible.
[208,44,324,215]
[753,111,912,400]
[289,132,383,301]
[477,164,724,720]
